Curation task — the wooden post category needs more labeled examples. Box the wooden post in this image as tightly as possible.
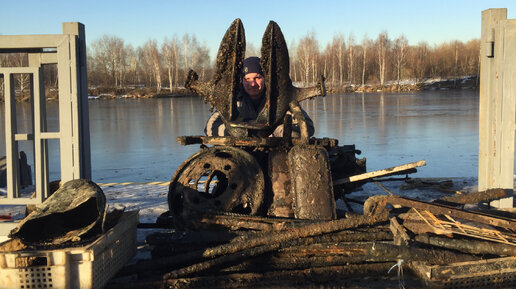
[479,9,515,208]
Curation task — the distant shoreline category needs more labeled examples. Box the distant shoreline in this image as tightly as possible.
[86,76,479,99]
[0,76,478,102]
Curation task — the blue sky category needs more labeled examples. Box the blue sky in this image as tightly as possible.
[1,1,516,60]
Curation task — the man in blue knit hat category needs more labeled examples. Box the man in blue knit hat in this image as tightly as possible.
[205,56,314,137]
[241,56,265,101]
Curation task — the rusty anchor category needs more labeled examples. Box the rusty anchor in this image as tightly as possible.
[168,18,364,227]
[185,18,326,139]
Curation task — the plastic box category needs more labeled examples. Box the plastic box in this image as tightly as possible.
[0,210,138,289]
[411,256,516,288]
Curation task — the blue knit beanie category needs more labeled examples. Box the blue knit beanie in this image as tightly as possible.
[242,57,264,77]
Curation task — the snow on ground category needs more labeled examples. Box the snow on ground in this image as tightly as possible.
[0,176,507,261]
[102,184,169,224]
[0,176,481,224]
[0,183,171,250]
[0,183,169,224]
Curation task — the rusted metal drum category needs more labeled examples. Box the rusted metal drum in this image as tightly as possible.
[168,146,265,222]
[10,179,107,245]
[288,145,336,220]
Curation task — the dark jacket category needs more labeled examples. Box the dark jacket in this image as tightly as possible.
[205,92,314,137]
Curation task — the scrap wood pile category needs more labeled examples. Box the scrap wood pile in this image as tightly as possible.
[107,186,516,289]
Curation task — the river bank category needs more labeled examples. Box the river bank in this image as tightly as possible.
[87,76,479,99]
[0,76,478,102]
[328,76,478,94]
[90,76,478,99]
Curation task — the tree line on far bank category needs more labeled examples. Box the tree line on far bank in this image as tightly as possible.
[0,30,480,99]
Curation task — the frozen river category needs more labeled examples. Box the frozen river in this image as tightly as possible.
[1,89,483,183]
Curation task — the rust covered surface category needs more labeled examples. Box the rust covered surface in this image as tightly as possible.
[168,146,265,228]
[9,179,106,246]
[185,19,325,138]
[440,188,509,204]
[267,149,294,217]
[185,18,244,124]
[288,145,336,220]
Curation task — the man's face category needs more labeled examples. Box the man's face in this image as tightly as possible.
[243,72,265,99]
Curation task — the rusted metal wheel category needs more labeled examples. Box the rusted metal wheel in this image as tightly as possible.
[168,146,265,222]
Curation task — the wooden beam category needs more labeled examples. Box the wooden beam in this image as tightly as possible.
[334,160,426,185]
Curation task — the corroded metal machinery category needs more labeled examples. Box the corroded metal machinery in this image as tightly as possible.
[168,19,365,229]
[126,18,516,289]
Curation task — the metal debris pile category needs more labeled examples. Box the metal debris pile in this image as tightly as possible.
[109,19,515,288]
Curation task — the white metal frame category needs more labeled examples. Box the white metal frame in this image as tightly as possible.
[0,22,91,205]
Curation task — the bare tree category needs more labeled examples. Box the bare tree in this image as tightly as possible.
[117,43,130,88]
[90,37,109,86]
[462,39,480,76]
[123,45,136,87]
[413,41,428,82]
[90,35,127,87]
[311,53,318,84]
[162,36,178,92]
[191,41,211,81]
[182,34,191,71]
[454,40,460,87]
[376,31,390,86]
[322,43,331,84]
[143,39,162,92]
[173,37,182,87]
[297,32,318,85]
[348,34,355,84]
[361,36,370,87]
[393,35,408,87]
[136,46,152,87]
[82,28,482,92]
[183,34,211,81]
[289,40,298,83]
[151,40,162,92]
[1,53,30,92]
[333,33,345,86]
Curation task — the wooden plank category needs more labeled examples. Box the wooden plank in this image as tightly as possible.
[333,160,426,185]
[373,195,516,230]
[389,217,410,246]
[440,188,508,204]
[490,17,503,189]
[412,256,516,281]
[478,9,507,191]
[499,19,516,187]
